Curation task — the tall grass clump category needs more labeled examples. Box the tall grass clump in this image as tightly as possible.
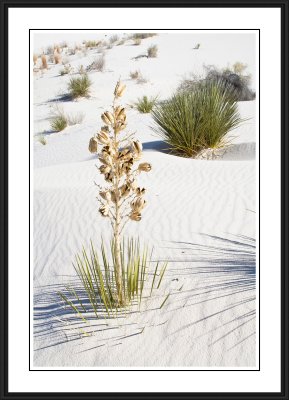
[68,74,92,98]
[135,95,158,113]
[59,81,168,316]
[147,44,158,58]
[152,81,243,157]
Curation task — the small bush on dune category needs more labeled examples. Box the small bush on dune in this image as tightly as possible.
[86,55,105,72]
[147,44,158,58]
[37,135,47,145]
[46,45,54,55]
[179,63,255,102]
[152,81,243,157]
[135,95,158,113]
[68,74,92,98]
[33,54,38,65]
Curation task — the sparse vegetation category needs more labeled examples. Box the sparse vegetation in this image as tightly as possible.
[33,54,38,66]
[147,44,158,58]
[193,43,200,49]
[135,95,158,113]
[68,74,92,98]
[50,106,85,131]
[86,55,106,72]
[152,81,243,157]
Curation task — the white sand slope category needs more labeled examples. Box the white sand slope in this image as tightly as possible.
[33,32,257,368]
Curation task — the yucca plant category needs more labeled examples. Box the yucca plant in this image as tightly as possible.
[68,74,91,98]
[59,81,168,317]
[135,95,158,113]
[152,81,243,157]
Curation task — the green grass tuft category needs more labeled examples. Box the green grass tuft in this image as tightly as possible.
[135,95,158,113]
[68,74,92,99]
[152,81,243,157]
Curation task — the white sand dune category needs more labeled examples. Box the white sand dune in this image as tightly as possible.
[33,32,257,368]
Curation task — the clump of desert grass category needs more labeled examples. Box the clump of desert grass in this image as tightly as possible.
[132,33,157,40]
[193,43,200,49]
[50,105,85,131]
[147,44,158,58]
[77,65,86,75]
[135,95,158,113]
[133,38,142,46]
[41,54,48,69]
[58,81,168,318]
[152,80,243,157]
[68,74,92,99]
[86,55,106,72]
[178,63,255,101]
[85,40,101,48]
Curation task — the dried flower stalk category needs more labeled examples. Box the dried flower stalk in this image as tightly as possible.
[89,81,152,305]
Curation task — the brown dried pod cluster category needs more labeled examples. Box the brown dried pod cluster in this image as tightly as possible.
[88,80,152,225]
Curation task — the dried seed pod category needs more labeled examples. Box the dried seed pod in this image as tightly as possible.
[99,204,109,217]
[114,81,126,98]
[131,197,146,212]
[135,187,146,197]
[129,211,142,221]
[138,162,152,172]
[132,140,142,154]
[101,125,110,133]
[99,164,111,174]
[99,191,111,202]
[97,131,110,145]
[104,171,113,182]
[99,153,112,166]
[88,137,98,153]
[120,184,130,197]
[101,111,114,125]
[115,121,127,133]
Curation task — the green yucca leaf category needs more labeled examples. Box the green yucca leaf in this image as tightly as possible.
[160,293,170,309]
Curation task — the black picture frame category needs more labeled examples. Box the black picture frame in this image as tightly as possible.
[0,0,288,399]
